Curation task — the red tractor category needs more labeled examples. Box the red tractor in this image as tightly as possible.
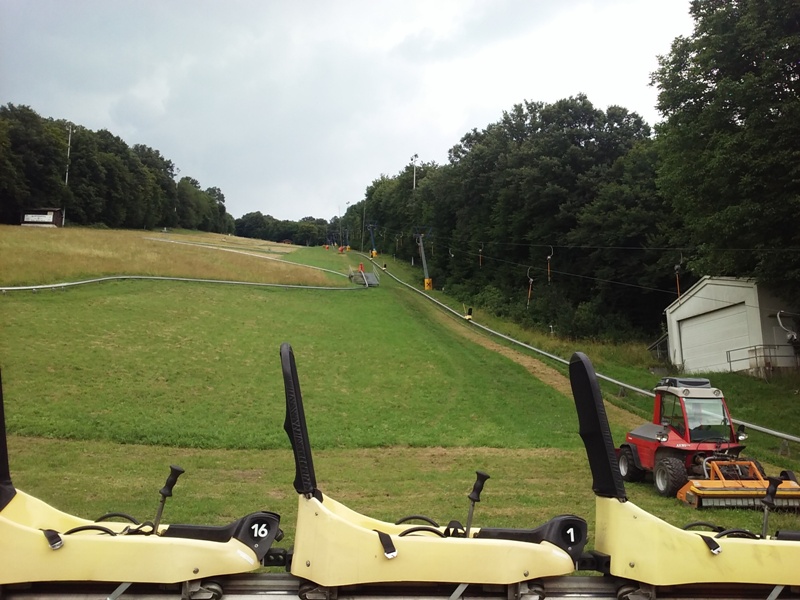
[617,377,749,498]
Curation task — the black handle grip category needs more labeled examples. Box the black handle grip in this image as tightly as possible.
[762,476,782,508]
[468,471,490,503]
[160,465,185,498]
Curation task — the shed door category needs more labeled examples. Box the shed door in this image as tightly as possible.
[679,303,749,372]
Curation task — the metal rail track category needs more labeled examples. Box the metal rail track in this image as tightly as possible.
[0,238,359,293]
[3,574,798,600]
[372,258,800,446]
[0,274,365,293]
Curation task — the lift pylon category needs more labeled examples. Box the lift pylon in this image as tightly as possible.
[413,228,433,290]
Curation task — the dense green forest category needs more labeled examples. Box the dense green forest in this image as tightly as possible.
[328,0,800,338]
[0,104,235,233]
[1,1,797,339]
[342,97,676,339]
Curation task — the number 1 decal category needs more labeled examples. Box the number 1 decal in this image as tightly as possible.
[565,527,576,543]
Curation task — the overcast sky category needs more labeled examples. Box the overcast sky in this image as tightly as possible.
[1,1,694,222]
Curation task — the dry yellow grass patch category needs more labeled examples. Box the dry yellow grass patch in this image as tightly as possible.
[0,226,337,287]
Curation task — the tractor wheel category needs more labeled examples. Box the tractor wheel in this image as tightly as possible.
[618,447,645,482]
[654,457,688,497]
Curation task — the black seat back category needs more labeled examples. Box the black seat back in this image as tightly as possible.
[280,343,319,498]
[568,352,627,501]
[0,370,17,510]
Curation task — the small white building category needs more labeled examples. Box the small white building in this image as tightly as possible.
[665,276,799,374]
[20,207,64,227]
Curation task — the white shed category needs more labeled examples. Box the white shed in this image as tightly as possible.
[665,276,799,374]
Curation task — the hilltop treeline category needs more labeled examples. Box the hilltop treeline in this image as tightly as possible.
[330,1,800,338]
[235,212,330,246]
[343,97,676,338]
[0,104,235,233]
[2,1,796,340]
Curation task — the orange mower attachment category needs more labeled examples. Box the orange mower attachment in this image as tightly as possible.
[677,458,800,508]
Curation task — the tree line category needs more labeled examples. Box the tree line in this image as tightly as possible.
[344,97,676,339]
[235,212,332,247]
[2,1,796,340]
[0,104,235,233]
[331,0,800,339]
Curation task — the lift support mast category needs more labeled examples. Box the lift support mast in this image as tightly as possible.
[415,232,432,290]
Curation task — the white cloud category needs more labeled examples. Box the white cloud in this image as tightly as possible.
[0,0,694,221]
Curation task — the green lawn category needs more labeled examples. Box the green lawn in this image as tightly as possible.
[1,230,798,553]
[1,280,577,451]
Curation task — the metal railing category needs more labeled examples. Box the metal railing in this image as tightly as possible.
[726,344,798,373]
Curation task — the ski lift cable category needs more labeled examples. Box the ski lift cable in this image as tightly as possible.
[446,245,777,312]
[377,228,794,312]
[370,223,800,254]
[450,246,779,314]
[447,246,674,295]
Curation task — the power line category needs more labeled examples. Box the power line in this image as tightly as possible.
[447,246,676,295]
[370,223,800,254]
[370,224,795,307]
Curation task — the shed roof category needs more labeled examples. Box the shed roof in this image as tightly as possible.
[664,276,756,315]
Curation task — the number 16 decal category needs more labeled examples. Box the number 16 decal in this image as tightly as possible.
[251,523,270,538]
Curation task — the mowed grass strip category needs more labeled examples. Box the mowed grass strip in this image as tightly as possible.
[2,228,796,547]
[4,277,795,538]
[10,437,800,553]
[0,226,343,287]
[7,437,597,552]
[1,280,578,450]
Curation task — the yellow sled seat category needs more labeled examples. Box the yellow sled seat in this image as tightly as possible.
[2,488,122,535]
[568,352,800,589]
[593,495,800,587]
[292,491,575,587]
[0,370,282,587]
[280,342,584,588]
[0,484,280,586]
[0,497,269,585]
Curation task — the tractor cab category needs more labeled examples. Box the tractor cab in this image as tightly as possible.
[653,377,742,446]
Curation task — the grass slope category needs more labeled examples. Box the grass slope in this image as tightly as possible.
[1,279,576,451]
[1,227,798,549]
[0,226,343,287]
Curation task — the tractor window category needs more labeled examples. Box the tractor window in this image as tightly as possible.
[660,394,685,437]
[685,398,730,442]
